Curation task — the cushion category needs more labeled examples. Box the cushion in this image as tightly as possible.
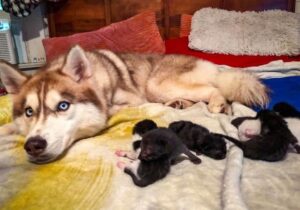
[189,8,300,56]
[43,11,165,61]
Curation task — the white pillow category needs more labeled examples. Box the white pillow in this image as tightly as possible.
[189,8,300,56]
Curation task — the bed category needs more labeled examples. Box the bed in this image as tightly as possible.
[1,0,300,209]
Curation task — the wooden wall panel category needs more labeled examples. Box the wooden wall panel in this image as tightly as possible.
[167,0,222,37]
[224,0,294,11]
[168,0,222,15]
[110,0,162,22]
[110,0,165,37]
[48,0,106,37]
[47,0,296,38]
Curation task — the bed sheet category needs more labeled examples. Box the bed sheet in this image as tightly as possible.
[1,95,300,210]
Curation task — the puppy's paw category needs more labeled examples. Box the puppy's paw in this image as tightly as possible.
[191,157,202,164]
[195,151,202,156]
[116,161,127,170]
[115,150,126,157]
[294,144,300,154]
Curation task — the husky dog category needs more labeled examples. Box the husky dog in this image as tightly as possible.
[0,46,268,163]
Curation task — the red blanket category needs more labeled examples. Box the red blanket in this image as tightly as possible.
[165,37,300,67]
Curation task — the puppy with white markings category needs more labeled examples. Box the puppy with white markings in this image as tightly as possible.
[216,110,298,161]
[231,116,261,141]
[116,120,201,187]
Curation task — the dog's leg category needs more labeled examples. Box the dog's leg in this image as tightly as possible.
[0,123,17,136]
[147,79,231,113]
[208,90,230,114]
[109,90,147,116]
[165,99,195,109]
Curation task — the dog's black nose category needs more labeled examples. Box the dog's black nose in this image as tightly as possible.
[24,136,47,157]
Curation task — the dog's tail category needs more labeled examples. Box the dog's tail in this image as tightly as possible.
[212,133,245,150]
[215,70,269,108]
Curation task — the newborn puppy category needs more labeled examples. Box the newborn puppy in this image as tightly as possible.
[273,102,300,153]
[136,128,201,163]
[215,110,298,161]
[117,122,201,187]
[169,121,227,160]
[116,119,158,160]
[132,119,158,137]
[273,102,300,118]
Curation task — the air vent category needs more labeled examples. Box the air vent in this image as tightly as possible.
[0,20,16,64]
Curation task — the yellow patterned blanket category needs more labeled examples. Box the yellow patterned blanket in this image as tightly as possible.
[1,95,300,210]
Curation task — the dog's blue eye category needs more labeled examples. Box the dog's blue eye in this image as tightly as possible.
[25,107,33,117]
[57,101,70,111]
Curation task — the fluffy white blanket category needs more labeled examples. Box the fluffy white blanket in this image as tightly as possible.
[1,101,300,210]
[218,60,300,78]
[103,103,300,210]
[189,8,300,56]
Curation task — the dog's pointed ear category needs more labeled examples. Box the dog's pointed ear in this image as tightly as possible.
[62,45,92,82]
[0,61,28,94]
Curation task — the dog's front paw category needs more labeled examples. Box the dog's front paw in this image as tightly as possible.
[208,102,228,113]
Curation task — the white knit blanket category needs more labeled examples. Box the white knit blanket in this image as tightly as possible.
[1,102,300,210]
[189,8,300,56]
[103,102,300,210]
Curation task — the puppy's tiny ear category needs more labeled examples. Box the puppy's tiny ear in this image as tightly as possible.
[0,61,28,94]
[62,45,92,82]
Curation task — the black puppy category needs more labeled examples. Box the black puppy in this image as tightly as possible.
[215,110,298,161]
[273,102,300,153]
[273,102,300,118]
[117,121,201,187]
[169,121,227,160]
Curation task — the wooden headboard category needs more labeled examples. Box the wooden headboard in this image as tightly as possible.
[47,0,296,39]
